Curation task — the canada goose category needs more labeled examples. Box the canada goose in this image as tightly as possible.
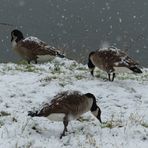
[88,47,142,81]
[11,29,64,64]
[28,91,102,138]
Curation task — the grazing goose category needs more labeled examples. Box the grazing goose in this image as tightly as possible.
[88,47,142,81]
[28,91,102,138]
[11,29,64,64]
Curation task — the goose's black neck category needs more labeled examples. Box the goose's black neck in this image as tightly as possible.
[88,58,95,69]
[84,93,97,111]
[88,52,95,69]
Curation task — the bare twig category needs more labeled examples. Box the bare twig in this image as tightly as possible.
[0,23,14,27]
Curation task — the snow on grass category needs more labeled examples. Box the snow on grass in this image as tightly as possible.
[0,57,148,148]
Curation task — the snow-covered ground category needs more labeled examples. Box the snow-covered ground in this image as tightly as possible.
[0,57,148,148]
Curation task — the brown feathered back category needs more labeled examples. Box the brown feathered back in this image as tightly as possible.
[90,48,140,73]
[37,91,93,118]
[14,37,58,60]
[11,30,64,63]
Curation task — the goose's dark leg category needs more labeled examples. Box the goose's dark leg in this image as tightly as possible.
[112,73,115,81]
[108,73,111,81]
[60,117,68,139]
[64,120,68,132]
[27,60,30,64]
[34,59,38,64]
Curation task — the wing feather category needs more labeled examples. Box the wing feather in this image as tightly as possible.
[21,37,58,56]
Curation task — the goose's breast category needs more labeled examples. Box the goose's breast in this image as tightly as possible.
[12,40,17,48]
[47,113,65,121]
[47,113,77,121]
[37,55,54,62]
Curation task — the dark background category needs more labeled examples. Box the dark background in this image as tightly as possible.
[0,0,148,66]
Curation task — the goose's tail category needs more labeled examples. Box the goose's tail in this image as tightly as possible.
[28,111,39,117]
[129,66,142,73]
[57,52,65,58]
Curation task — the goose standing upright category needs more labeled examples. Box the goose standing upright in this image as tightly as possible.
[11,29,64,64]
[28,91,102,138]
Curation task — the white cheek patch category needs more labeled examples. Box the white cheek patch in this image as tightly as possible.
[114,67,132,73]
[92,108,99,117]
[37,55,54,62]
[93,110,98,117]
[47,113,65,121]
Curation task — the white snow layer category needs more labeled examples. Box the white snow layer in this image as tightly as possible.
[0,57,148,148]
[23,36,43,44]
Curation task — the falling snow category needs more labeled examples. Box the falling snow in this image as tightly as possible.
[0,0,148,66]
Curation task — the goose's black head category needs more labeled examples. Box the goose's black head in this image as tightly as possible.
[11,29,24,42]
[85,93,102,123]
[88,52,95,76]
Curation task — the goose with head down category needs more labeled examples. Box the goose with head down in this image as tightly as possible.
[28,91,102,138]
[88,47,142,81]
